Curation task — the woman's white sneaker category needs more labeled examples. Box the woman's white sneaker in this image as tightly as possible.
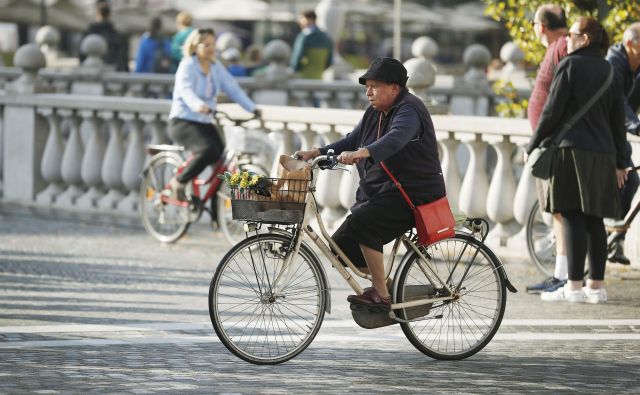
[540,285,585,303]
[583,287,607,304]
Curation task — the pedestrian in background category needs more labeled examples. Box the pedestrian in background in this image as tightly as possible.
[221,47,248,77]
[527,17,628,304]
[80,1,129,71]
[290,10,333,79]
[525,4,570,294]
[134,16,171,74]
[171,11,194,73]
[604,22,640,265]
[167,28,260,200]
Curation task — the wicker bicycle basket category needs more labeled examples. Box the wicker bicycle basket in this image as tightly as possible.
[230,177,309,225]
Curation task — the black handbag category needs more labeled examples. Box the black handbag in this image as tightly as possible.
[529,65,613,179]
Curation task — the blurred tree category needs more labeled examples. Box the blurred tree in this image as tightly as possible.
[484,0,640,65]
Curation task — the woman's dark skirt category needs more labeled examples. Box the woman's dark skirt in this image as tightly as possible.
[540,148,621,219]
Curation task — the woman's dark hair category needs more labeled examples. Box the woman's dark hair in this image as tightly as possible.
[575,16,610,54]
[301,10,317,21]
[149,17,162,38]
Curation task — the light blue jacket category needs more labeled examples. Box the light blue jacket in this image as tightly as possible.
[169,55,256,124]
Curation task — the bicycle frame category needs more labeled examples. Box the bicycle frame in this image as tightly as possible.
[268,158,459,315]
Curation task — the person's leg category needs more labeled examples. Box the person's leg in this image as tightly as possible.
[169,119,223,183]
[561,211,588,291]
[608,166,637,264]
[360,245,388,298]
[551,213,568,281]
[585,214,607,287]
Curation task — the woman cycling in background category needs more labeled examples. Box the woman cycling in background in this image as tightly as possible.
[168,28,261,200]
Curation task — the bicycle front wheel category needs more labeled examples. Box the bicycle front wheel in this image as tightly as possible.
[525,200,556,276]
[396,233,506,360]
[139,153,190,243]
[209,233,327,364]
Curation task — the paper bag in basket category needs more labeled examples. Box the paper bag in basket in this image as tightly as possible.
[276,155,311,203]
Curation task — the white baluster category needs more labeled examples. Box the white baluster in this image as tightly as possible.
[315,128,344,231]
[269,124,295,177]
[76,110,105,208]
[56,110,85,206]
[458,135,489,218]
[36,108,65,204]
[485,136,519,247]
[97,111,126,210]
[117,114,144,212]
[439,132,462,214]
[511,144,538,249]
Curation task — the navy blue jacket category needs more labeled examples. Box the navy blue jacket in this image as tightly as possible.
[320,89,446,208]
[606,44,640,135]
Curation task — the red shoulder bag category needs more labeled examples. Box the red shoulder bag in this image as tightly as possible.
[375,113,455,246]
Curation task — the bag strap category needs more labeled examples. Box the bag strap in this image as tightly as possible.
[375,113,416,210]
[552,64,613,145]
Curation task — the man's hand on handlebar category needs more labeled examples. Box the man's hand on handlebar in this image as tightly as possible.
[337,148,370,165]
[294,148,321,162]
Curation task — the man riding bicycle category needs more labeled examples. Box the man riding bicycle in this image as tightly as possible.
[295,57,446,309]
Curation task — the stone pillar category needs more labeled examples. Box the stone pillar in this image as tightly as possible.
[117,115,145,212]
[485,136,519,246]
[458,135,489,218]
[451,44,491,116]
[75,110,105,208]
[56,111,85,206]
[97,112,126,209]
[72,34,108,96]
[35,108,65,204]
[35,25,61,67]
[404,37,437,104]
[216,32,242,53]
[253,40,292,105]
[499,41,525,79]
[315,128,344,230]
[316,0,352,80]
[439,133,462,214]
[510,146,538,249]
[2,44,49,203]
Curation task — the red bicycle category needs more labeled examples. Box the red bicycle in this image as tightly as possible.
[139,111,270,244]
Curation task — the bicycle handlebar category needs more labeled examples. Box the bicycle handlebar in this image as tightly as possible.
[214,110,261,126]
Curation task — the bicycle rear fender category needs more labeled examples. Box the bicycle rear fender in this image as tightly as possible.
[391,232,517,298]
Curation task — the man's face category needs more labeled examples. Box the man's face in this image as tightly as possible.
[298,16,310,29]
[365,80,398,112]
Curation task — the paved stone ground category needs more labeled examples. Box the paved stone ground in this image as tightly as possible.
[1,204,640,394]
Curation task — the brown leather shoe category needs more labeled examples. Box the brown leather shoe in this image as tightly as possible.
[347,287,391,309]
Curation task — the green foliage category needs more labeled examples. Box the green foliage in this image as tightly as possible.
[484,0,640,65]
[492,79,529,118]
[484,0,639,118]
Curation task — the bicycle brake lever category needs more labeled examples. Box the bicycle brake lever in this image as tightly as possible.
[334,165,351,173]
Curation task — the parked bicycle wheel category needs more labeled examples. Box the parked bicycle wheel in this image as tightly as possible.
[209,233,328,364]
[525,200,556,276]
[139,153,191,243]
[216,162,270,246]
[395,233,507,360]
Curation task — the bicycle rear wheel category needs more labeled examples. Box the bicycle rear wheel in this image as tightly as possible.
[139,153,191,243]
[209,233,327,364]
[396,233,506,360]
[525,200,556,276]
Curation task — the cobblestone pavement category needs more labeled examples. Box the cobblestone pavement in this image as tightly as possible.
[1,206,640,394]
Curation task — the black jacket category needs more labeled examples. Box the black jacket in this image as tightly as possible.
[527,45,627,169]
[80,21,129,72]
[606,44,640,134]
[320,89,446,207]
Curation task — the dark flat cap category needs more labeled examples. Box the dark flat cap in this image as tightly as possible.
[358,57,408,87]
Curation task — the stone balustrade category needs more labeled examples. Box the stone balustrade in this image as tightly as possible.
[2,92,638,265]
[0,66,514,113]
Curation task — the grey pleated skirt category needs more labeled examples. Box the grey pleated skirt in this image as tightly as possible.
[539,148,621,219]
